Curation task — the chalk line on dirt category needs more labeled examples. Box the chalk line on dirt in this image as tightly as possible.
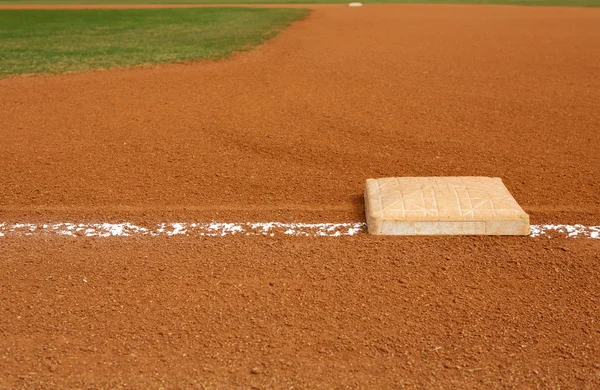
[0,222,598,239]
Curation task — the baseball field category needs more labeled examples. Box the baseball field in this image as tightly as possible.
[0,0,599,388]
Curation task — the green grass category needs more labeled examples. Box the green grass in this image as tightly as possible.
[0,8,309,76]
[0,0,598,6]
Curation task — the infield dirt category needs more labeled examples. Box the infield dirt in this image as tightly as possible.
[1,4,599,388]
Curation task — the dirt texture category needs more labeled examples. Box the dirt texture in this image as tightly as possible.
[1,4,599,388]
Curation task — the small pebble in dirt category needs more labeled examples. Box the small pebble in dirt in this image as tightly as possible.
[250,367,262,374]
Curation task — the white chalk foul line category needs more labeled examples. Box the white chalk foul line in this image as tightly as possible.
[0,222,365,238]
[0,222,598,239]
[530,224,599,239]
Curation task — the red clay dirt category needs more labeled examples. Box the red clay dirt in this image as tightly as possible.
[1,4,599,388]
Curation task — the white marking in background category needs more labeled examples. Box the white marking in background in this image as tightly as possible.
[0,223,597,239]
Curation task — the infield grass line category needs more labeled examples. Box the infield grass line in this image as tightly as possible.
[0,7,309,76]
[0,0,598,7]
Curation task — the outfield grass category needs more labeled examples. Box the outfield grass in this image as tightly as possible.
[0,8,308,76]
[0,0,598,6]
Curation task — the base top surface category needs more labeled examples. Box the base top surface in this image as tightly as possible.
[365,176,527,222]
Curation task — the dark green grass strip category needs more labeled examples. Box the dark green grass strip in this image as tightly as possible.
[0,8,309,76]
[0,0,598,7]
